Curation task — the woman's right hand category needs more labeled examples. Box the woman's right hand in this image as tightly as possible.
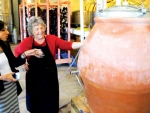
[24,49,44,58]
[0,72,17,82]
[24,49,37,56]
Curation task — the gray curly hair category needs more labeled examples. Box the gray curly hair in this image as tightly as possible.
[27,16,46,36]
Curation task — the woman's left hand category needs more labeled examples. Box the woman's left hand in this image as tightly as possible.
[23,62,29,71]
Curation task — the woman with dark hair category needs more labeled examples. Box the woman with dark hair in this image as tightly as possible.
[0,20,24,113]
[0,20,38,113]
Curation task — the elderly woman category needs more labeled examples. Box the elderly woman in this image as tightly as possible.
[14,16,83,113]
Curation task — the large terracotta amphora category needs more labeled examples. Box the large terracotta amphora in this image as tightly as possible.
[78,5,150,113]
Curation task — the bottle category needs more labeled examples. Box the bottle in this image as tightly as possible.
[12,27,18,44]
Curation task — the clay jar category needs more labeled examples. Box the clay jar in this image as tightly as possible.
[78,17,150,113]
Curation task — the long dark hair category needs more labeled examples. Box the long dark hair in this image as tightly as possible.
[0,20,4,31]
[0,20,5,46]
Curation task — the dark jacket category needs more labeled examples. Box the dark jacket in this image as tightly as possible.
[0,40,25,95]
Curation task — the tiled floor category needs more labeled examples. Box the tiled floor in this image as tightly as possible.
[10,43,84,113]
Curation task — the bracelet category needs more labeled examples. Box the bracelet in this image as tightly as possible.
[21,53,27,59]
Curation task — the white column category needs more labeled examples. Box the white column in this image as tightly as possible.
[80,0,84,42]
[96,0,107,11]
[116,0,121,6]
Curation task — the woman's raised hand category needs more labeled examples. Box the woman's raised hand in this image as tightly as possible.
[24,49,44,58]
[24,49,37,56]
[34,49,44,58]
